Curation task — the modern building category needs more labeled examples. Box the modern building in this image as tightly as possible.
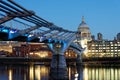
[87,40,120,58]
[86,33,120,58]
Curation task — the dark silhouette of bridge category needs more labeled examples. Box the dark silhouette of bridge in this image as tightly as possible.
[0,0,85,79]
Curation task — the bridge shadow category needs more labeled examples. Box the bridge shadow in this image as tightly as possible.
[49,64,84,80]
[49,67,68,80]
[76,65,83,80]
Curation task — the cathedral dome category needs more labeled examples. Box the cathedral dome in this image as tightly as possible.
[77,16,92,41]
[78,16,89,32]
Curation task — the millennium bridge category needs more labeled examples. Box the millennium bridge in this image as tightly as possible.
[0,0,85,79]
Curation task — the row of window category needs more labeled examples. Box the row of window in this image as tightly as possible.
[88,50,120,52]
[91,44,120,46]
[89,46,120,49]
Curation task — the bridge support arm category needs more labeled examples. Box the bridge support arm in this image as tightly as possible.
[0,15,15,24]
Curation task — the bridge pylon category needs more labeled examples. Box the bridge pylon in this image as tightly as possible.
[48,41,69,79]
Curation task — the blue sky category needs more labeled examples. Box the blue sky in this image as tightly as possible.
[15,0,120,40]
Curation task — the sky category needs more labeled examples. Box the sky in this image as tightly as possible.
[15,0,120,40]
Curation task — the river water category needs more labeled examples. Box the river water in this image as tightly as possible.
[0,63,120,80]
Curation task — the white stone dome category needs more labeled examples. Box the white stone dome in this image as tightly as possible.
[77,16,92,41]
[78,16,89,32]
[78,21,89,28]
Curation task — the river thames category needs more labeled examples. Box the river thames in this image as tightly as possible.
[0,63,120,80]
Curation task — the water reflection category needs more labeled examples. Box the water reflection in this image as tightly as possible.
[68,66,77,80]
[35,66,41,80]
[0,64,120,80]
[8,69,12,80]
[84,66,120,80]
[29,65,49,80]
[74,65,120,80]
[0,64,50,80]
